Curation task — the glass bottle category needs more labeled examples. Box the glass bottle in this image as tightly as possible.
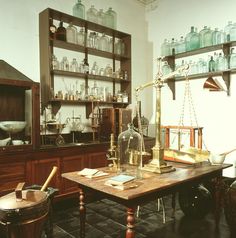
[104,64,113,77]
[224,21,233,42]
[208,56,215,72]
[72,0,85,19]
[105,7,117,29]
[189,28,200,50]
[98,33,109,51]
[170,38,177,55]
[56,21,66,41]
[215,53,227,71]
[70,58,78,72]
[77,27,85,46]
[161,61,171,75]
[199,26,208,48]
[212,28,225,45]
[97,9,106,26]
[52,54,59,70]
[203,27,213,47]
[66,22,77,44]
[117,123,142,178]
[60,56,69,71]
[161,39,171,56]
[114,39,122,55]
[178,36,186,53]
[90,61,99,75]
[229,23,236,41]
[185,26,195,51]
[49,19,57,40]
[90,81,99,100]
[230,48,236,69]
[86,5,98,23]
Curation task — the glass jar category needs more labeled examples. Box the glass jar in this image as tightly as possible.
[60,56,69,71]
[189,28,200,50]
[199,26,208,48]
[177,36,185,53]
[203,27,213,47]
[161,61,171,75]
[230,48,236,69]
[66,22,77,44]
[52,54,59,70]
[70,58,78,72]
[77,27,85,46]
[90,61,99,75]
[72,0,85,19]
[114,39,122,55]
[86,5,98,23]
[104,64,113,77]
[105,7,117,29]
[117,123,142,178]
[56,21,66,41]
[161,39,171,56]
[230,23,236,41]
[224,21,233,42]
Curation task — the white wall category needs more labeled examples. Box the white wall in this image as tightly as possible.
[0,0,152,130]
[146,0,236,176]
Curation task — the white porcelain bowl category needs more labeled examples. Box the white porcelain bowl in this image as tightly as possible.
[0,121,26,133]
[12,140,24,145]
[209,153,226,165]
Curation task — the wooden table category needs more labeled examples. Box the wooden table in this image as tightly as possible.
[62,162,231,238]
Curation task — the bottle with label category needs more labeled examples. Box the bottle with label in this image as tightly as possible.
[56,21,66,41]
[72,0,85,19]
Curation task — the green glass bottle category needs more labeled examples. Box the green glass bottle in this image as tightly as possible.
[189,28,200,50]
[73,0,85,19]
[185,26,194,51]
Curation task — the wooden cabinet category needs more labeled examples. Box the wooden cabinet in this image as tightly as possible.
[39,8,132,117]
[164,41,236,98]
[87,151,108,169]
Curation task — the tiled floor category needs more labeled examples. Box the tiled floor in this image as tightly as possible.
[0,195,234,238]
[48,195,233,238]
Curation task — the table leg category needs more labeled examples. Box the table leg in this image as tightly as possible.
[79,189,86,238]
[171,193,176,218]
[126,207,135,238]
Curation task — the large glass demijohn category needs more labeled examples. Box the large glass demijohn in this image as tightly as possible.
[117,123,142,178]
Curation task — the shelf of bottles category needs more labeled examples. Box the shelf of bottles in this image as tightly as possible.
[159,22,236,97]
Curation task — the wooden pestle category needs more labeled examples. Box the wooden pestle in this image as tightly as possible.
[41,166,58,191]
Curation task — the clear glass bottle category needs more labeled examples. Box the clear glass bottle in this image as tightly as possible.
[83,58,89,74]
[60,56,69,71]
[161,39,171,56]
[70,58,78,72]
[97,9,106,26]
[72,0,85,19]
[230,23,236,41]
[104,64,113,77]
[177,36,186,53]
[52,54,59,70]
[215,53,227,71]
[185,26,195,51]
[170,38,177,55]
[117,123,142,178]
[77,27,85,46]
[224,21,233,42]
[203,27,213,47]
[161,61,172,75]
[199,26,208,48]
[66,22,77,44]
[90,81,99,100]
[230,48,236,69]
[90,62,99,75]
[212,28,225,45]
[86,5,98,23]
[105,7,117,29]
[189,28,200,50]
[56,21,66,41]
[98,33,109,51]
[114,39,122,55]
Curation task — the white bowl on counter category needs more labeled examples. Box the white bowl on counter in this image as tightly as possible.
[12,140,24,145]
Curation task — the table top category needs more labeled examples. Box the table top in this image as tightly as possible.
[62,162,231,204]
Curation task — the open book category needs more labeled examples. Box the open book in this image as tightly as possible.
[78,168,108,178]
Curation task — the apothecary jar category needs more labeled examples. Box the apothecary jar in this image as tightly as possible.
[117,123,142,178]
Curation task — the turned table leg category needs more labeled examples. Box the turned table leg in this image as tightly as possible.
[79,189,86,238]
[126,207,135,238]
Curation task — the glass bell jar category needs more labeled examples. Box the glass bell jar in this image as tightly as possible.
[117,123,142,178]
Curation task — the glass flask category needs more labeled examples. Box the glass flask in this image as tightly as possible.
[189,28,200,50]
[185,26,195,51]
[72,0,85,19]
[66,22,77,44]
[56,21,66,41]
[86,5,98,23]
[199,26,208,48]
[77,27,85,46]
[117,123,142,178]
[224,21,233,42]
[203,27,213,47]
[98,33,109,51]
[97,9,106,26]
[161,39,171,56]
[105,7,117,29]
